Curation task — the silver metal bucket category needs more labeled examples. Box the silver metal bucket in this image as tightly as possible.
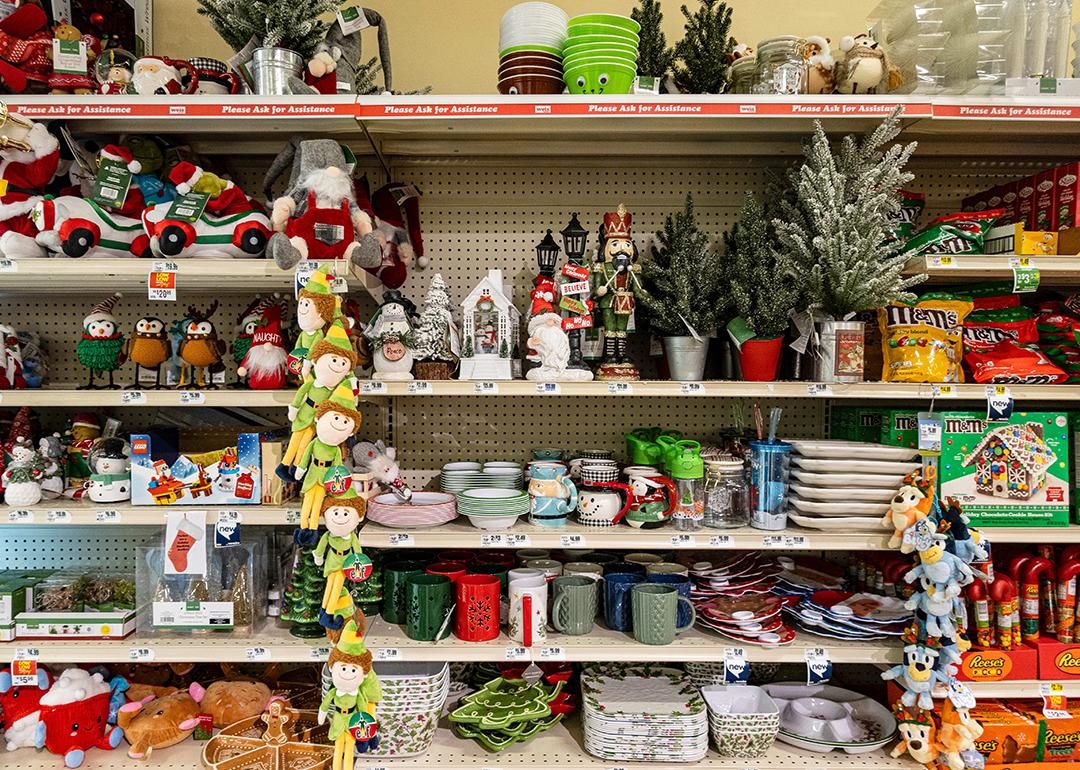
[811,320,865,383]
[251,47,303,95]
[663,336,710,382]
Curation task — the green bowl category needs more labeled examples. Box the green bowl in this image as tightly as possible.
[568,13,641,33]
[564,63,636,95]
[562,53,637,71]
[562,40,638,57]
[567,23,639,42]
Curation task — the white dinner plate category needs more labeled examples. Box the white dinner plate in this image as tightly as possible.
[788,512,885,531]
[790,484,895,503]
[792,457,921,475]
[789,440,919,462]
[791,469,907,488]
[790,497,889,516]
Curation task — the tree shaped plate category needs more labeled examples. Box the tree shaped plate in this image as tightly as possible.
[448,677,564,730]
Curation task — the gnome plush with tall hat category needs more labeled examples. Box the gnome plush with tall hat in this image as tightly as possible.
[77,292,125,389]
[238,297,289,390]
[262,138,381,294]
[231,297,263,387]
[319,612,381,769]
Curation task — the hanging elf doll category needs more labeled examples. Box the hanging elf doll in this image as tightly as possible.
[279,320,358,482]
[313,479,369,630]
[294,382,361,545]
[290,266,341,379]
[319,613,381,770]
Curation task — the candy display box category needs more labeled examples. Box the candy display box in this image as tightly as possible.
[939,411,1071,527]
[829,406,885,443]
[130,432,261,506]
[880,409,918,449]
[1032,637,1080,680]
[953,645,1038,683]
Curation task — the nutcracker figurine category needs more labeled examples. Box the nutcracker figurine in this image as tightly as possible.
[592,205,644,381]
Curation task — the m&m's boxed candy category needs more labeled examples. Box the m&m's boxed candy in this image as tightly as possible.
[939,411,1070,527]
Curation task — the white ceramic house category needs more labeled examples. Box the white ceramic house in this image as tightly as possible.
[459,269,521,380]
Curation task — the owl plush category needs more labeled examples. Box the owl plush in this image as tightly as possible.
[125,317,169,389]
[177,301,226,389]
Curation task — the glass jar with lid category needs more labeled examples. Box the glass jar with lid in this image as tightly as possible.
[702,458,750,529]
[728,57,755,94]
[751,36,808,95]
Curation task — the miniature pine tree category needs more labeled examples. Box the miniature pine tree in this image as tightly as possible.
[723,195,802,339]
[463,337,474,358]
[632,0,676,79]
[414,274,456,362]
[773,109,926,319]
[639,194,728,337]
[672,0,734,93]
[196,0,342,59]
[281,546,327,638]
[499,339,509,358]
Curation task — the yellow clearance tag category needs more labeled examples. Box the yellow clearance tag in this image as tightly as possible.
[0,179,9,196]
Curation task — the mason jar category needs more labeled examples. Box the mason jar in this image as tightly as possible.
[728,57,756,94]
[702,459,750,529]
[752,36,808,95]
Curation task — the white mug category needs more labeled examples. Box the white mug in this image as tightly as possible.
[508,578,548,645]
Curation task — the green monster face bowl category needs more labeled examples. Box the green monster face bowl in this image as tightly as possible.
[567,13,641,34]
[562,51,638,70]
[564,62,636,95]
[566,23,639,43]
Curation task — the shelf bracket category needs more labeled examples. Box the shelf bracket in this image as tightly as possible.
[358,118,392,181]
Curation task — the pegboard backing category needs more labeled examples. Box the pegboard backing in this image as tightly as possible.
[2,526,155,569]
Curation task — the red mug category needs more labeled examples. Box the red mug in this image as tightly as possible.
[438,549,476,565]
[454,574,501,642]
[426,561,467,583]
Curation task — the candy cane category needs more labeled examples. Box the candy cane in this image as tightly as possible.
[1021,557,1055,641]
[990,575,1019,651]
[1057,557,1080,643]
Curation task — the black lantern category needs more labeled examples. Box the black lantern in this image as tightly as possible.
[560,212,589,262]
[535,229,560,278]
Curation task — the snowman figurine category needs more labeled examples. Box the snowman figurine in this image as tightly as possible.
[363,290,418,381]
[3,437,44,507]
[86,437,131,503]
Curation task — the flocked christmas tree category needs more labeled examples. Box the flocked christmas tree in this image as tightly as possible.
[773,109,926,319]
[196,0,342,59]
[672,0,734,94]
[280,546,327,638]
[414,273,456,362]
[723,195,803,339]
[639,194,728,337]
[632,0,676,80]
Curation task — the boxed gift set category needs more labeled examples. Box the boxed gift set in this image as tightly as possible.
[130,432,261,506]
[939,411,1071,527]
[14,571,136,640]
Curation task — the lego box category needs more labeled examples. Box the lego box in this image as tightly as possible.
[940,412,1070,527]
[130,433,261,506]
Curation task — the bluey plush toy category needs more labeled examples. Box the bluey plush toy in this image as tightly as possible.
[904,533,975,596]
[881,629,949,710]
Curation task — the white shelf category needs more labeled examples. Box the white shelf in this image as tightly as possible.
[0,388,295,407]
[0,501,297,526]
[3,615,902,664]
[0,259,298,294]
[4,721,916,770]
[911,254,1080,284]
[935,679,1080,698]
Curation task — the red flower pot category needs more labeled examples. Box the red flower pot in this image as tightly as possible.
[739,337,784,381]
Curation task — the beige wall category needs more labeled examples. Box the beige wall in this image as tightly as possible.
[156,1,1080,94]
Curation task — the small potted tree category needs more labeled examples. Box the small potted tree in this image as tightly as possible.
[639,194,728,381]
[723,195,802,381]
[632,0,675,93]
[413,273,459,380]
[672,0,734,94]
[774,109,926,382]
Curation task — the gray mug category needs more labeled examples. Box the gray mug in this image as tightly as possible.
[551,575,598,636]
[631,583,695,645]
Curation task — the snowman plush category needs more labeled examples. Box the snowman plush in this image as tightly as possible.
[86,437,131,503]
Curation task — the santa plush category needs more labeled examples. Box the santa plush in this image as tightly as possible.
[96,144,145,217]
[0,114,59,258]
[237,298,288,389]
[168,161,254,216]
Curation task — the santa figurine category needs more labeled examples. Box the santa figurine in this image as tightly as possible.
[167,161,255,216]
[525,293,591,382]
[128,56,191,95]
[0,113,59,259]
[237,297,289,390]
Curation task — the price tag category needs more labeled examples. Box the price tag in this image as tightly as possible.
[387,533,415,547]
[285,509,301,525]
[1041,682,1070,718]
[474,381,499,395]
[535,382,560,394]
[709,535,734,547]
[47,509,70,523]
[504,646,530,661]
[917,412,942,454]
[724,647,749,684]
[783,535,809,549]
[947,680,977,710]
[560,534,586,548]
[0,258,17,272]
[330,275,348,294]
[560,279,590,296]
[927,254,956,268]
[986,384,1013,422]
[1012,265,1041,293]
[121,390,147,405]
[128,647,155,662]
[480,533,505,547]
[607,382,633,395]
[680,382,705,395]
[361,381,387,395]
[408,380,432,394]
[14,647,39,660]
[337,5,371,33]
[179,391,206,405]
[505,533,531,547]
[308,646,331,661]
[930,384,957,398]
[670,534,697,548]
[53,37,88,74]
[804,647,832,684]
[146,266,179,299]
[539,646,566,661]
[10,655,39,687]
[375,648,401,662]
[96,509,121,523]
[807,383,833,396]
[245,647,271,661]
[7,509,33,523]
[152,261,179,272]
[761,535,783,548]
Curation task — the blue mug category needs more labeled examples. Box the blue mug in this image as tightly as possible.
[604,572,643,631]
[603,560,646,576]
[648,573,693,628]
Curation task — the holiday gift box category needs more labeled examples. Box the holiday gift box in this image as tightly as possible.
[830,406,885,442]
[15,609,136,640]
[940,411,1071,527]
[14,570,136,639]
[880,410,919,449]
[136,537,265,635]
[130,432,261,506]
[1005,700,1080,764]
[48,0,153,57]
[1035,169,1059,232]
[953,644,1039,683]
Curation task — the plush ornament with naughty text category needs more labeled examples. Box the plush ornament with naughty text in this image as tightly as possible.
[237,297,289,390]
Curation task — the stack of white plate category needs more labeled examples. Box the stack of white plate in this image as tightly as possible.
[786,440,920,532]
[500,3,569,57]
[321,662,449,758]
[581,664,708,763]
[440,462,523,493]
[457,488,530,530]
[366,491,457,528]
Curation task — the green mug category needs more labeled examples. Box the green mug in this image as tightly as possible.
[405,573,453,641]
[631,583,695,645]
[382,559,426,624]
[551,575,598,636]
[469,563,510,592]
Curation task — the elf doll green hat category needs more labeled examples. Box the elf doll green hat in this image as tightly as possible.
[314,381,362,425]
[328,612,371,666]
[308,319,358,366]
[298,267,340,323]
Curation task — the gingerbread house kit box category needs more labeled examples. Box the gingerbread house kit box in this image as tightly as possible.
[940,411,1070,526]
[130,433,261,506]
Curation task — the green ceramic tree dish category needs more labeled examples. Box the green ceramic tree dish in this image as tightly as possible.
[449,678,565,730]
